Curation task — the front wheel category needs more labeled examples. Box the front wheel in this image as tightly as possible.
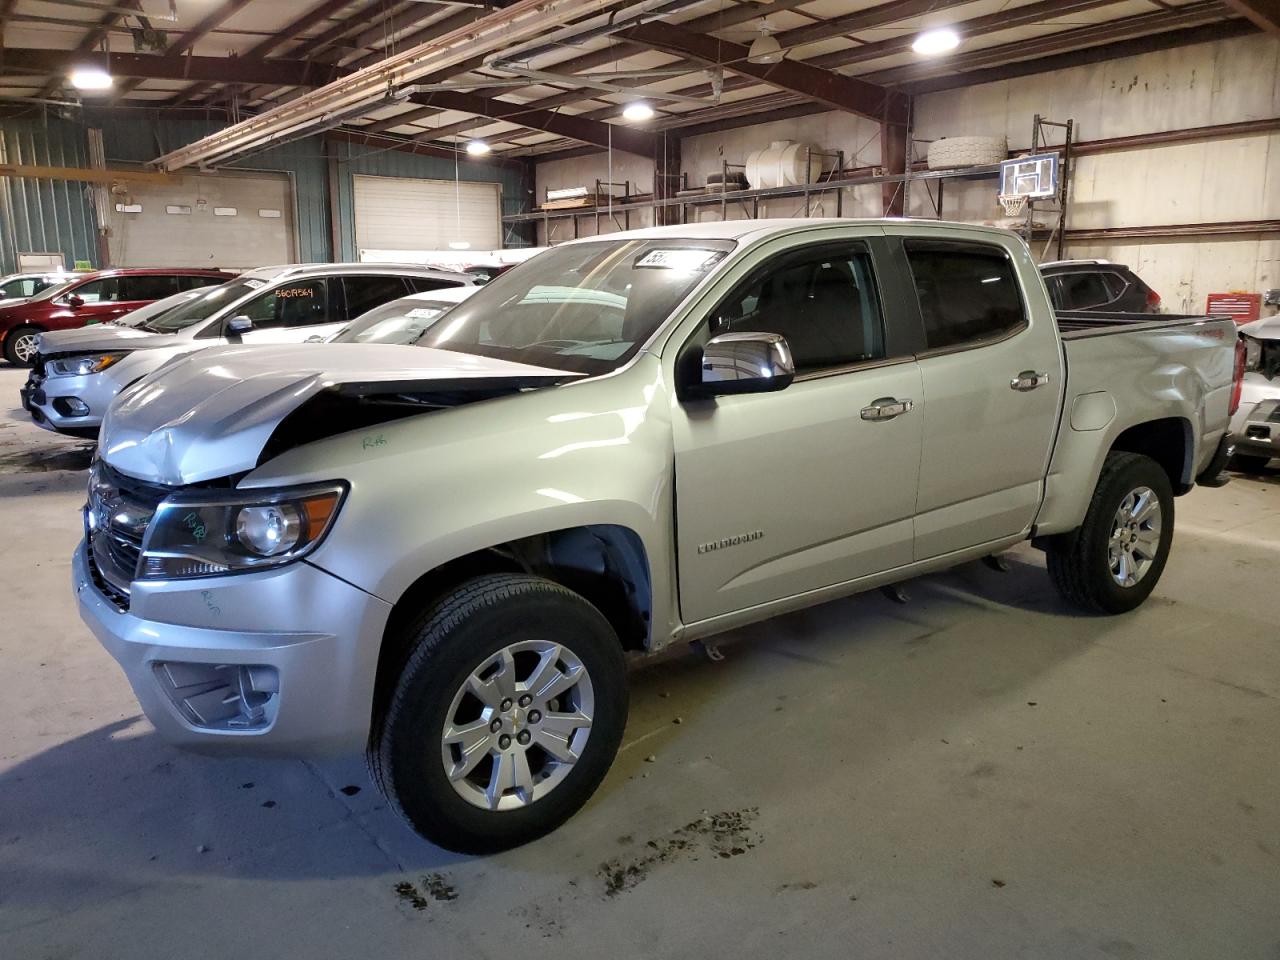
[1047,452,1175,614]
[4,326,41,366]
[370,574,628,853]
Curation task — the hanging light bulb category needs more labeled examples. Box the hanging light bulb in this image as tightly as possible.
[465,139,491,156]
[70,66,113,91]
[911,27,961,56]
[747,24,783,65]
[622,102,654,122]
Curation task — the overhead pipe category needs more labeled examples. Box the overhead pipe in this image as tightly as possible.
[151,0,622,172]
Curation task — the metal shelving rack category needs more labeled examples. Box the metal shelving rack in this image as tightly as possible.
[506,121,1075,237]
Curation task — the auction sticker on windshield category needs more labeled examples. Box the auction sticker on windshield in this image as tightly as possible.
[635,249,725,271]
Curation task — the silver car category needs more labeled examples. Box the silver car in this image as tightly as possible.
[23,263,477,437]
[1230,315,1280,472]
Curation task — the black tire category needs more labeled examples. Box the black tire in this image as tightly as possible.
[3,325,41,367]
[370,574,628,853]
[1047,452,1175,614]
[1230,453,1272,474]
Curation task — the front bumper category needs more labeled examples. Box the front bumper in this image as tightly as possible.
[74,541,393,755]
[25,369,110,436]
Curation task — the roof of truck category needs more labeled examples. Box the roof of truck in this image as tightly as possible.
[560,217,1021,246]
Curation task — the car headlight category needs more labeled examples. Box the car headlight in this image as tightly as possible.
[48,352,125,376]
[138,482,347,580]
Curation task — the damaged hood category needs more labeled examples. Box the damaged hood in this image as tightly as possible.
[100,343,575,485]
[1241,315,1280,380]
[38,324,178,355]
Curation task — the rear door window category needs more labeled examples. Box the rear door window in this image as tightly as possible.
[904,241,1026,350]
[179,274,226,291]
[340,275,412,322]
[407,276,468,293]
[119,274,180,301]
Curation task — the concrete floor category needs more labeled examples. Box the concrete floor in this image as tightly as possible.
[1,363,1278,959]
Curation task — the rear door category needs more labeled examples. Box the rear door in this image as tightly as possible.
[117,274,182,316]
[898,232,1065,560]
[671,234,926,623]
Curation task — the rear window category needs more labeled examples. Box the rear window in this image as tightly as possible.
[905,241,1027,350]
[1055,271,1112,310]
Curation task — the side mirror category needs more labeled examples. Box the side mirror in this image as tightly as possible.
[65,293,85,308]
[226,315,253,335]
[684,332,795,399]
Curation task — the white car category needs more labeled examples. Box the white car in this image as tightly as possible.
[22,263,477,437]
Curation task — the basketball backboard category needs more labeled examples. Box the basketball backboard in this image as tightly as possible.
[999,153,1059,199]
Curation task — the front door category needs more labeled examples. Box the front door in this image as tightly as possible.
[672,238,925,624]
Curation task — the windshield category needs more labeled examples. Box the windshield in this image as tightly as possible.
[330,296,458,345]
[415,238,735,374]
[139,278,260,333]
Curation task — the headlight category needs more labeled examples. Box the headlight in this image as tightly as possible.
[48,352,125,376]
[138,482,346,580]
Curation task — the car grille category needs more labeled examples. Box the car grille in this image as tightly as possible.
[86,461,172,605]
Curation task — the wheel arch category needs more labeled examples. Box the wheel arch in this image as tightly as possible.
[369,523,653,738]
[1108,416,1194,494]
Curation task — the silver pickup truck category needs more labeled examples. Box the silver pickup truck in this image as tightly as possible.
[75,219,1242,853]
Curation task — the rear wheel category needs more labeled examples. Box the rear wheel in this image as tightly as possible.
[1230,453,1272,474]
[1047,452,1174,614]
[3,326,41,366]
[370,574,628,853]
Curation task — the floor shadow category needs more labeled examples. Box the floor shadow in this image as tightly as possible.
[0,441,94,475]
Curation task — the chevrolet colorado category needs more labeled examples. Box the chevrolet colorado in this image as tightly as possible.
[75,219,1243,852]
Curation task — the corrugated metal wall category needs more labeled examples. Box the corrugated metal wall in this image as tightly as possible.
[0,117,100,273]
[0,107,535,274]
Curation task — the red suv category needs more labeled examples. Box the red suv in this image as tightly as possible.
[0,267,234,366]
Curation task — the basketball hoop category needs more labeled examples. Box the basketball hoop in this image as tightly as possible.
[998,194,1029,217]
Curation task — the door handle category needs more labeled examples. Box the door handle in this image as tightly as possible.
[861,397,914,421]
[1010,370,1050,391]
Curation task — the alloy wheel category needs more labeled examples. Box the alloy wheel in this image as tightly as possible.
[439,639,595,811]
[1108,485,1162,587]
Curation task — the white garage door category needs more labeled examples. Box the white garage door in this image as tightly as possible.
[354,174,501,258]
[106,170,295,270]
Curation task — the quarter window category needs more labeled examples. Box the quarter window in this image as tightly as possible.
[905,242,1026,350]
[407,276,467,293]
[709,246,886,375]
[1055,271,1112,310]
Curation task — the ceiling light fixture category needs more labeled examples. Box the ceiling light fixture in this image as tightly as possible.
[70,67,113,91]
[911,27,960,56]
[747,33,783,65]
[465,139,491,156]
[622,101,654,122]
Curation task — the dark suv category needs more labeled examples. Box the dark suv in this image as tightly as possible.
[0,267,233,366]
[1040,260,1161,313]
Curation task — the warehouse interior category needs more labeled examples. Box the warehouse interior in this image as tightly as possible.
[1,1,1278,957]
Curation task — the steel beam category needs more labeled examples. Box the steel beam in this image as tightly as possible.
[617,21,908,123]
[167,0,355,106]
[3,48,344,86]
[1220,0,1280,34]
[0,163,174,185]
[405,90,657,156]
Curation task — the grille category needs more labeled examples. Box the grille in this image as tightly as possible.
[87,462,172,603]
